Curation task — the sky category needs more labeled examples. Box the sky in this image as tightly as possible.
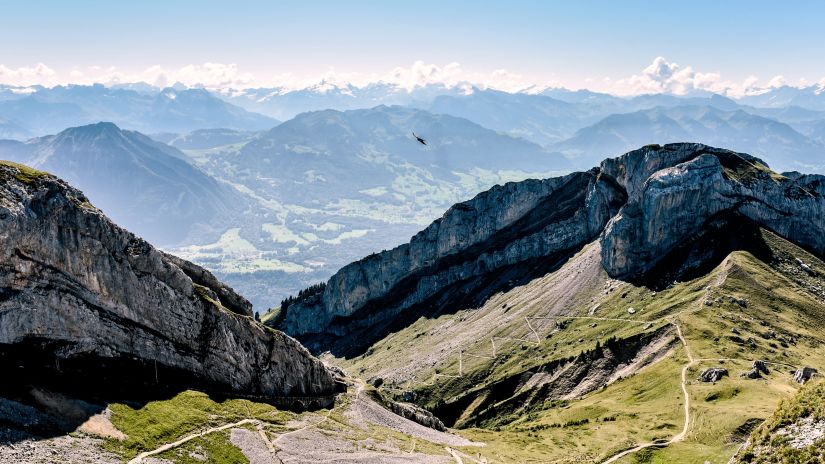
[1,0,824,95]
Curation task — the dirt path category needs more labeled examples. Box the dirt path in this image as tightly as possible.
[600,320,692,464]
[128,418,260,464]
[272,408,332,444]
[600,268,732,464]
[446,447,463,464]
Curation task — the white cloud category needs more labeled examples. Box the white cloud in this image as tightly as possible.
[766,75,786,88]
[0,63,57,86]
[603,57,815,98]
[0,58,822,98]
[613,56,728,96]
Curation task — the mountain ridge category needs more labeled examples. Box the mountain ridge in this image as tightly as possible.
[273,143,825,357]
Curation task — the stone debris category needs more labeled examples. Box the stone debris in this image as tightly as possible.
[775,416,825,449]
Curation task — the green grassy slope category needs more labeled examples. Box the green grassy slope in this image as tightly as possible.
[329,229,825,463]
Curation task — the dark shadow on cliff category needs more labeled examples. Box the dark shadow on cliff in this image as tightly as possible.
[626,212,775,291]
[0,343,322,445]
[292,171,618,358]
[303,246,583,359]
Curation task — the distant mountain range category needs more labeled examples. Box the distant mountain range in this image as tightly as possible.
[216,105,569,209]
[217,81,470,121]
[738,84,825,110]
[0,122,247,246]
[551,105,825,171]
[0,84,278,137]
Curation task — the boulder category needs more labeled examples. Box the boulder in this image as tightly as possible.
[699,368,729,382]
[794,367,818,384]
[753,360,770,375]
[742,369,762,380]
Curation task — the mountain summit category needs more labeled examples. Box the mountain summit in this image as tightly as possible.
[0,122,247,246]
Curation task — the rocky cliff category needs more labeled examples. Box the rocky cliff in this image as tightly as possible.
[0,161,339,399]
[275,143,825,356]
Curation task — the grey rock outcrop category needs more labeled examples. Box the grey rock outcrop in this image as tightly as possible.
[276,143,825,355]
[753,360,770,375]
[0,162,339,398]
[699,367,729,382]
[601,145,825,278]
[794,367,818,384]
[742,369,763,380]
[742,361,770,380]
[385,400,447,432]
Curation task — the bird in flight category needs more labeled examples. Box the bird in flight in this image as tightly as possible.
[412,131,428,146]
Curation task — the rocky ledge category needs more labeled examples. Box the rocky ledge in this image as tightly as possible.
[0,161,340,399]
[275,144,825,356]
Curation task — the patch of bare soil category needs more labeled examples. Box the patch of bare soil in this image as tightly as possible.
[350,387,479,448]
[78,408,126,440]
[231,428,279,464]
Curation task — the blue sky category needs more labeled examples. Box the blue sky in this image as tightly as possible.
[1,0,823,93]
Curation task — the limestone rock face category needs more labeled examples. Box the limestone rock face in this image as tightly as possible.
[276,143,825,354]
[601,144,825,278]
[278,170,626,351]
[0,162,338,398]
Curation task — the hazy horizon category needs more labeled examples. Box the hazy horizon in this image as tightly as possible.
[2,1,825,96]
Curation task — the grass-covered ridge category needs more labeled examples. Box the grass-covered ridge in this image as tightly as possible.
[105,390,289,459]
[0,160,49,184]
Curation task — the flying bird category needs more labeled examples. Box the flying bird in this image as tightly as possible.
[412,131,428,146]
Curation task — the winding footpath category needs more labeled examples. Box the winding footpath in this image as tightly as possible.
[600,321,693,464]
[128,405,332,463]
[127,418,261,464]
